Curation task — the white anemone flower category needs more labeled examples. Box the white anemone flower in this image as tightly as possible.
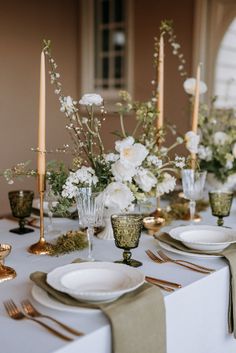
[115,136,134,153]
[183,78,207,95]
[79,93,103,106]
[185,131,200,154]
[156,173,176,197]
[134,167,157,192]
[104,182,135,210]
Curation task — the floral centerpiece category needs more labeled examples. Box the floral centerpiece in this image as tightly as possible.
[38,38,189,238]
[198,102,236,189]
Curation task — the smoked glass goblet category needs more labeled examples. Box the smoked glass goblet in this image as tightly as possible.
[209,191,233,226]
[111,214,143,267]
[8,190,34,234]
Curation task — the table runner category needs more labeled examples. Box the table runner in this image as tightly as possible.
[30,271,166,353]
[157,232,236,337]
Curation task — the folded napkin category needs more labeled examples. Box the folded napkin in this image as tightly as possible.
[157,232,236,337]
[30,271,166,353]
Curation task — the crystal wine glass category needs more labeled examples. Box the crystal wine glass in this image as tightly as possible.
[45,185,60,235]
[209,191,233,226]
[181,169,206,223]
[76,188,106,261]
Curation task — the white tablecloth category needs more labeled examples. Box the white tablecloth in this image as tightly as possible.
[1,207,236,353]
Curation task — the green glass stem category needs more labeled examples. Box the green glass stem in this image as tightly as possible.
[123,250,132,264]
[217,217,224,227]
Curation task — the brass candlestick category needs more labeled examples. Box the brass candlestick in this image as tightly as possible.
[28,174,53,255]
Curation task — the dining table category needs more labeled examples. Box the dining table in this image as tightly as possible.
[1,203,236,353]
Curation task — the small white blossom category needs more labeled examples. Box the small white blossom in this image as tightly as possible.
[79,93,103,106]
[60,96,77,116]
[147,155,163,168]
[104,153,119,163]
[156,173,176,197]
[226,153,234,170]
[183,78,207,95]
[175,156,185,168]
[198,145,213,161]
[185,131,200,154]
[214,131,229,145]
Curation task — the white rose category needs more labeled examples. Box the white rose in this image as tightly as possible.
[79,93,103,106]
[232,143,236,158]
[111,160,136,182]
[198,145,213,161]
[185,131,200,154]
[213,131,229,145]
[156,173,176,197]
[115,136,134,153]
[183,78,207,95]
[134,167,157,192]
[104,182,135,210]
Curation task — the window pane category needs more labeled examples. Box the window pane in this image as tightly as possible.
[114,56,122,79]
[102,29,110,52]
[102,0,110,24]
[113,29,125,51]
[103,57,109,79]
[114,0,123,22]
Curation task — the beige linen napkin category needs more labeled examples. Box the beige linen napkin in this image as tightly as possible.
[30,271,166,353]
[157,232,236,337]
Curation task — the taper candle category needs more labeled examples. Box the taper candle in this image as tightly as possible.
[157,34,164,130]
[192,64,200,133]
[37,51,46,176]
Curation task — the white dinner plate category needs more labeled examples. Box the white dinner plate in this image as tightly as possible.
[169,225,236,252]
[157,240,222,259]
[47,262,145,303]
[31,285,99,314]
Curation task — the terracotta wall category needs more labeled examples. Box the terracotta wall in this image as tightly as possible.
[0,0,194,215]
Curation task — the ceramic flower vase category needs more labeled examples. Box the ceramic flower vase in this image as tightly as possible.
[97,207,117,240]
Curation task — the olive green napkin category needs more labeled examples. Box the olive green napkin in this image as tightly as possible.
[157,232,236,337]
[30,271,166,353]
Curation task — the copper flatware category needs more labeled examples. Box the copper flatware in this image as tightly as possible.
[4,299,74,341]
[21,299,84,336]
[145,277,175,292]
[157,250,215,272]
[145,249,211,274]
[145,275,181,288]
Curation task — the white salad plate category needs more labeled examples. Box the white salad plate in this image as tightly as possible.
[31,285,98,314]
[169,225,236,252]
[157,240,222,259]
[47,262,145,303]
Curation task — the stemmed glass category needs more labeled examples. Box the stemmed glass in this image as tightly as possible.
[45,186,60,235]
[0,244,16,283]
[181,169,206,223]
[209,191,233,226]
[8,190,34,234]
[76,188,106,261]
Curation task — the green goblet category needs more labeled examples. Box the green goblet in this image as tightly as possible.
[111,214,143,267]
[8,190,34,234]
[209,191,233,226]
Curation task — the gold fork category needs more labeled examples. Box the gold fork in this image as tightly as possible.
[21,299,84,336]
[157,250,215,273]
[145,249,211,273]
[4,299,74,341]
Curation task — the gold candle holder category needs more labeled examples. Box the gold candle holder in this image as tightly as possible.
[28,174,53,255]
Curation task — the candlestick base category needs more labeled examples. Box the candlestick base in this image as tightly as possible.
[28,239,53,255]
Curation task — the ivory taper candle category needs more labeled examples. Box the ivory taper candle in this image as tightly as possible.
[157,34,164,130]
[37,51,46,176]
[192,64,200,133]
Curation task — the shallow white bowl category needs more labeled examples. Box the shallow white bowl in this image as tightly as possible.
[47,262,145,303]
[169,225,236,252]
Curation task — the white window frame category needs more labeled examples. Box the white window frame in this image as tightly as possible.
[80,0,134,105]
